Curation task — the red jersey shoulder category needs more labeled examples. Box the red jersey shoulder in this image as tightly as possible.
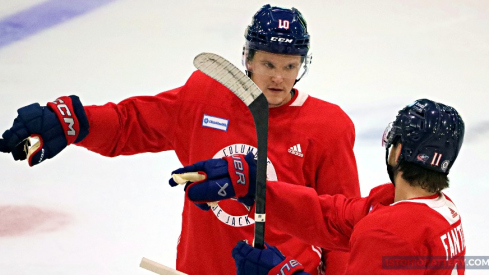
[363,199,456,231]
[178,70,247,109]
[356,195,464,253]
[302,95,353,123]
[287,92,355,139]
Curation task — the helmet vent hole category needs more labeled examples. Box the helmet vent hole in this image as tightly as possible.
[414,110,425,118]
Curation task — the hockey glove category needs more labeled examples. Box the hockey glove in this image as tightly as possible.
[169,152,257,210]
[0,96,89,166]
[232,240,309,275]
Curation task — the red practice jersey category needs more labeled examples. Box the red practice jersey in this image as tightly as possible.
[263,182,466,274]
[76,70,360,275]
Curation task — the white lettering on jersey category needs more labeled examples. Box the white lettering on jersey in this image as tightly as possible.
[210,204,253,227]
[440,224,465,260]
[391,193,465,261]
[211,144,277,227]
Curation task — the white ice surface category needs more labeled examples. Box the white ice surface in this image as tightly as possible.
[0,0,488,274]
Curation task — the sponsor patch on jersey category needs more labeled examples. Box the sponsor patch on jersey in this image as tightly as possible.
[202,114,229,131]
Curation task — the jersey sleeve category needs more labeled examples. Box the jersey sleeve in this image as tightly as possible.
[261,183,394,251]
[75,87,182,157]
[311,105,360,273]
[312,107,359,198]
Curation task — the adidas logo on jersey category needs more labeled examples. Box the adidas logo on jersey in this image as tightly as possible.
[449,208,458,218]
[288,144,303,157]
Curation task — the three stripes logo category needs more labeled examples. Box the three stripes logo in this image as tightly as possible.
[288,144,303,157]
[449,208,458,218]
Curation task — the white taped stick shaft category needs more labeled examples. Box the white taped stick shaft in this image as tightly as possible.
[140,257,187,275]
[172,172,206,185]
[172,172,217,207]
[255,213,266,222]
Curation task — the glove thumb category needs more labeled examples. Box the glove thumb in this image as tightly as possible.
[26,135,45,166]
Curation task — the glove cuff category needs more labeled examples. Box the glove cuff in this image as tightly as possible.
[70,95,89,143]
[268,257,305,275]
[226,154,250,198]
[46,95,89,145]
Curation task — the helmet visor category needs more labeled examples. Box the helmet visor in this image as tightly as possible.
[382,122,401,148]
[242,48,311,81]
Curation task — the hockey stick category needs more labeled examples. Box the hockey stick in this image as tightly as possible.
[193,52,269,249]
[172,173,218,207]
[140,257,187,275]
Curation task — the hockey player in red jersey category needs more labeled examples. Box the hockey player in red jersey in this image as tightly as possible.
[0,4,360,275]
[176,98,466,274]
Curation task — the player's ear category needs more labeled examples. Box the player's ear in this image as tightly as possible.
[246,60,254,71]
[395,143,402,164]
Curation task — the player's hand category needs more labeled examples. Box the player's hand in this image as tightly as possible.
[365,183,395,211]
[0,96,89,166]
[169,152,257,210]
[232,240,309,275]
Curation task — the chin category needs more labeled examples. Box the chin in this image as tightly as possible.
[265,95,286,105]
[266,98,282,105]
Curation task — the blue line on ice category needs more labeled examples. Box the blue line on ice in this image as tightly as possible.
[0,0,117,49]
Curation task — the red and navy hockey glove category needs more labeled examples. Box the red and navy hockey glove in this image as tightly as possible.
[169,152,257,210]
[232,240,309,275]
[0,96,89,166]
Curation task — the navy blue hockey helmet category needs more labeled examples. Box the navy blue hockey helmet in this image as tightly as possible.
[243,5,312,82]
[382,99,465,174]
[244,4,310,56]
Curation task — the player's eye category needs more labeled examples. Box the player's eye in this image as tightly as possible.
[262,62,274,69]
[285,64,297,70]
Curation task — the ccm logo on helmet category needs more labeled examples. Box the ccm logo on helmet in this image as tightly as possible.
[52,98,76,136]
[270,37,293,43]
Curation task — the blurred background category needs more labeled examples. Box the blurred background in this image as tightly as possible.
[0,0,488,274]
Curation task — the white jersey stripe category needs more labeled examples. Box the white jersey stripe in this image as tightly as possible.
[391,193,460,225]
